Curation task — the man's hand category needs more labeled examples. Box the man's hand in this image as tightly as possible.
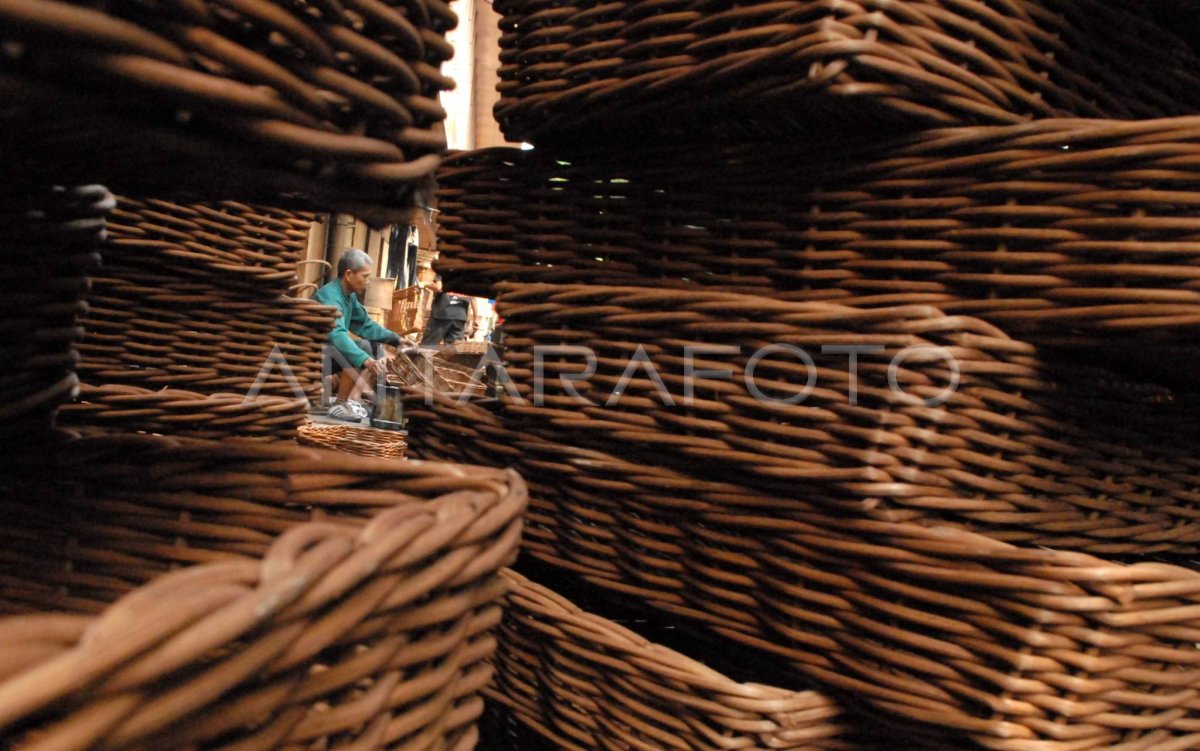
[363,358,388,377]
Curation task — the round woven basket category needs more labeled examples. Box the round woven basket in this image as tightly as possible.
[435,125,1200,353]
[0,0,454,220]
[0,433,527,749]
[298,421,408,459]
[493,0,1200,142]
[403,390,1200,751]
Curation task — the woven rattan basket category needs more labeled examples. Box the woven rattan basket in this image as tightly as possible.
[493,0,1200,143]
[436,127,1200,355]
[107,197,317,295]
[298,421,408,459]
[0,184,111,441]
[404,390,1200,751]
[491,284,1200,555]
[80,283,336,399]
[71,198,333,440]
[489,569,867,751]
[0,433,526,749]
[390,350,485,399]
[0,0,454,221]
[59,383,308,442]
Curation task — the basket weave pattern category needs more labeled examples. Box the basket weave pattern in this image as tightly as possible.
[436,129,1200,349]
[494,0,1200,141]
[107,197,316,295]
[298,421,409,459]
[60,383,308,442]
[494,284,1200,555]
[68,197,337,440]
[0,184,111,440]
[0,0,455,219]
[0,434,527,749]
[403,390,1200,751]
[389,350,486,399]
[488,569,856,751]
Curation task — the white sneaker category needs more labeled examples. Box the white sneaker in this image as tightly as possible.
[347,400,369,419]
[326,401,361,422]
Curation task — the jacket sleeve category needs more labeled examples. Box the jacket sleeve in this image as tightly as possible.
[349,296,402,346]
[329,313,372,369]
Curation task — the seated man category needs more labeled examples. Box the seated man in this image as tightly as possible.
[314,248,405,421]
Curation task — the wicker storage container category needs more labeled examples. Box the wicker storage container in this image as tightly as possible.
[435,123,1200,357]
[488,569,865,751]
[0,0,454,221]
[59,384,308,442]
[0,433,526,749]
[493,0,1200,143]
[390,350,486,399]
[65,196,329,440]
[79,284,336,400]
[299,421,409,459]
[404,391,1200,751]
[0,184,111,441]
[107,198,317,296]
[492,284,1200,555]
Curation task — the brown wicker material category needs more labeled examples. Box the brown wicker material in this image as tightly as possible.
[0,434,527,750]
[441,341,490,356]
[107,197,317,295]
[489,569,860,751]
[436,125,1200,352]
[390,349,455,392]
[494,0,1200,142]
[0,184,111,440]
[298,420,409,459]
[433,356,486,398]
[79,278,337,399]
[0,0,455,221]
[389,284,433,336]
[389,349,484,398]
[493,284,1200,555]
[404,390,1200,751]
[59,383,307,441]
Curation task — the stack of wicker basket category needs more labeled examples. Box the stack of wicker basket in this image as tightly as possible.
[407,2,1200,749]
[0,4,537,750]
[59,196,336,442]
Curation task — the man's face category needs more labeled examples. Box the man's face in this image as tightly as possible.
[430,278,443,293]
[345,267,370,295]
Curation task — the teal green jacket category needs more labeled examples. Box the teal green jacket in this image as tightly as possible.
[313,280,400,368]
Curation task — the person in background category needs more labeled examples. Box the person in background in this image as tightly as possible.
[421,274,477,346]
[314,248,405,421]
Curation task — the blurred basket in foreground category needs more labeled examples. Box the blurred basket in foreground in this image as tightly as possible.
[0,433,526,749]
[494,0,1200,142]
[404,391,1200,751]
[496,284,1200,555]
[436,124,1200,354]
[0,0,455,221]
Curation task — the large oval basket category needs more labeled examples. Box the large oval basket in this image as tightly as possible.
[0,433,527,750]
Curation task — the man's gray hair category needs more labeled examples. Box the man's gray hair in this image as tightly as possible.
[337,248,373,277]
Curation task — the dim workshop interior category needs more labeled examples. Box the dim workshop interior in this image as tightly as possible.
[2,1,1200,750]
